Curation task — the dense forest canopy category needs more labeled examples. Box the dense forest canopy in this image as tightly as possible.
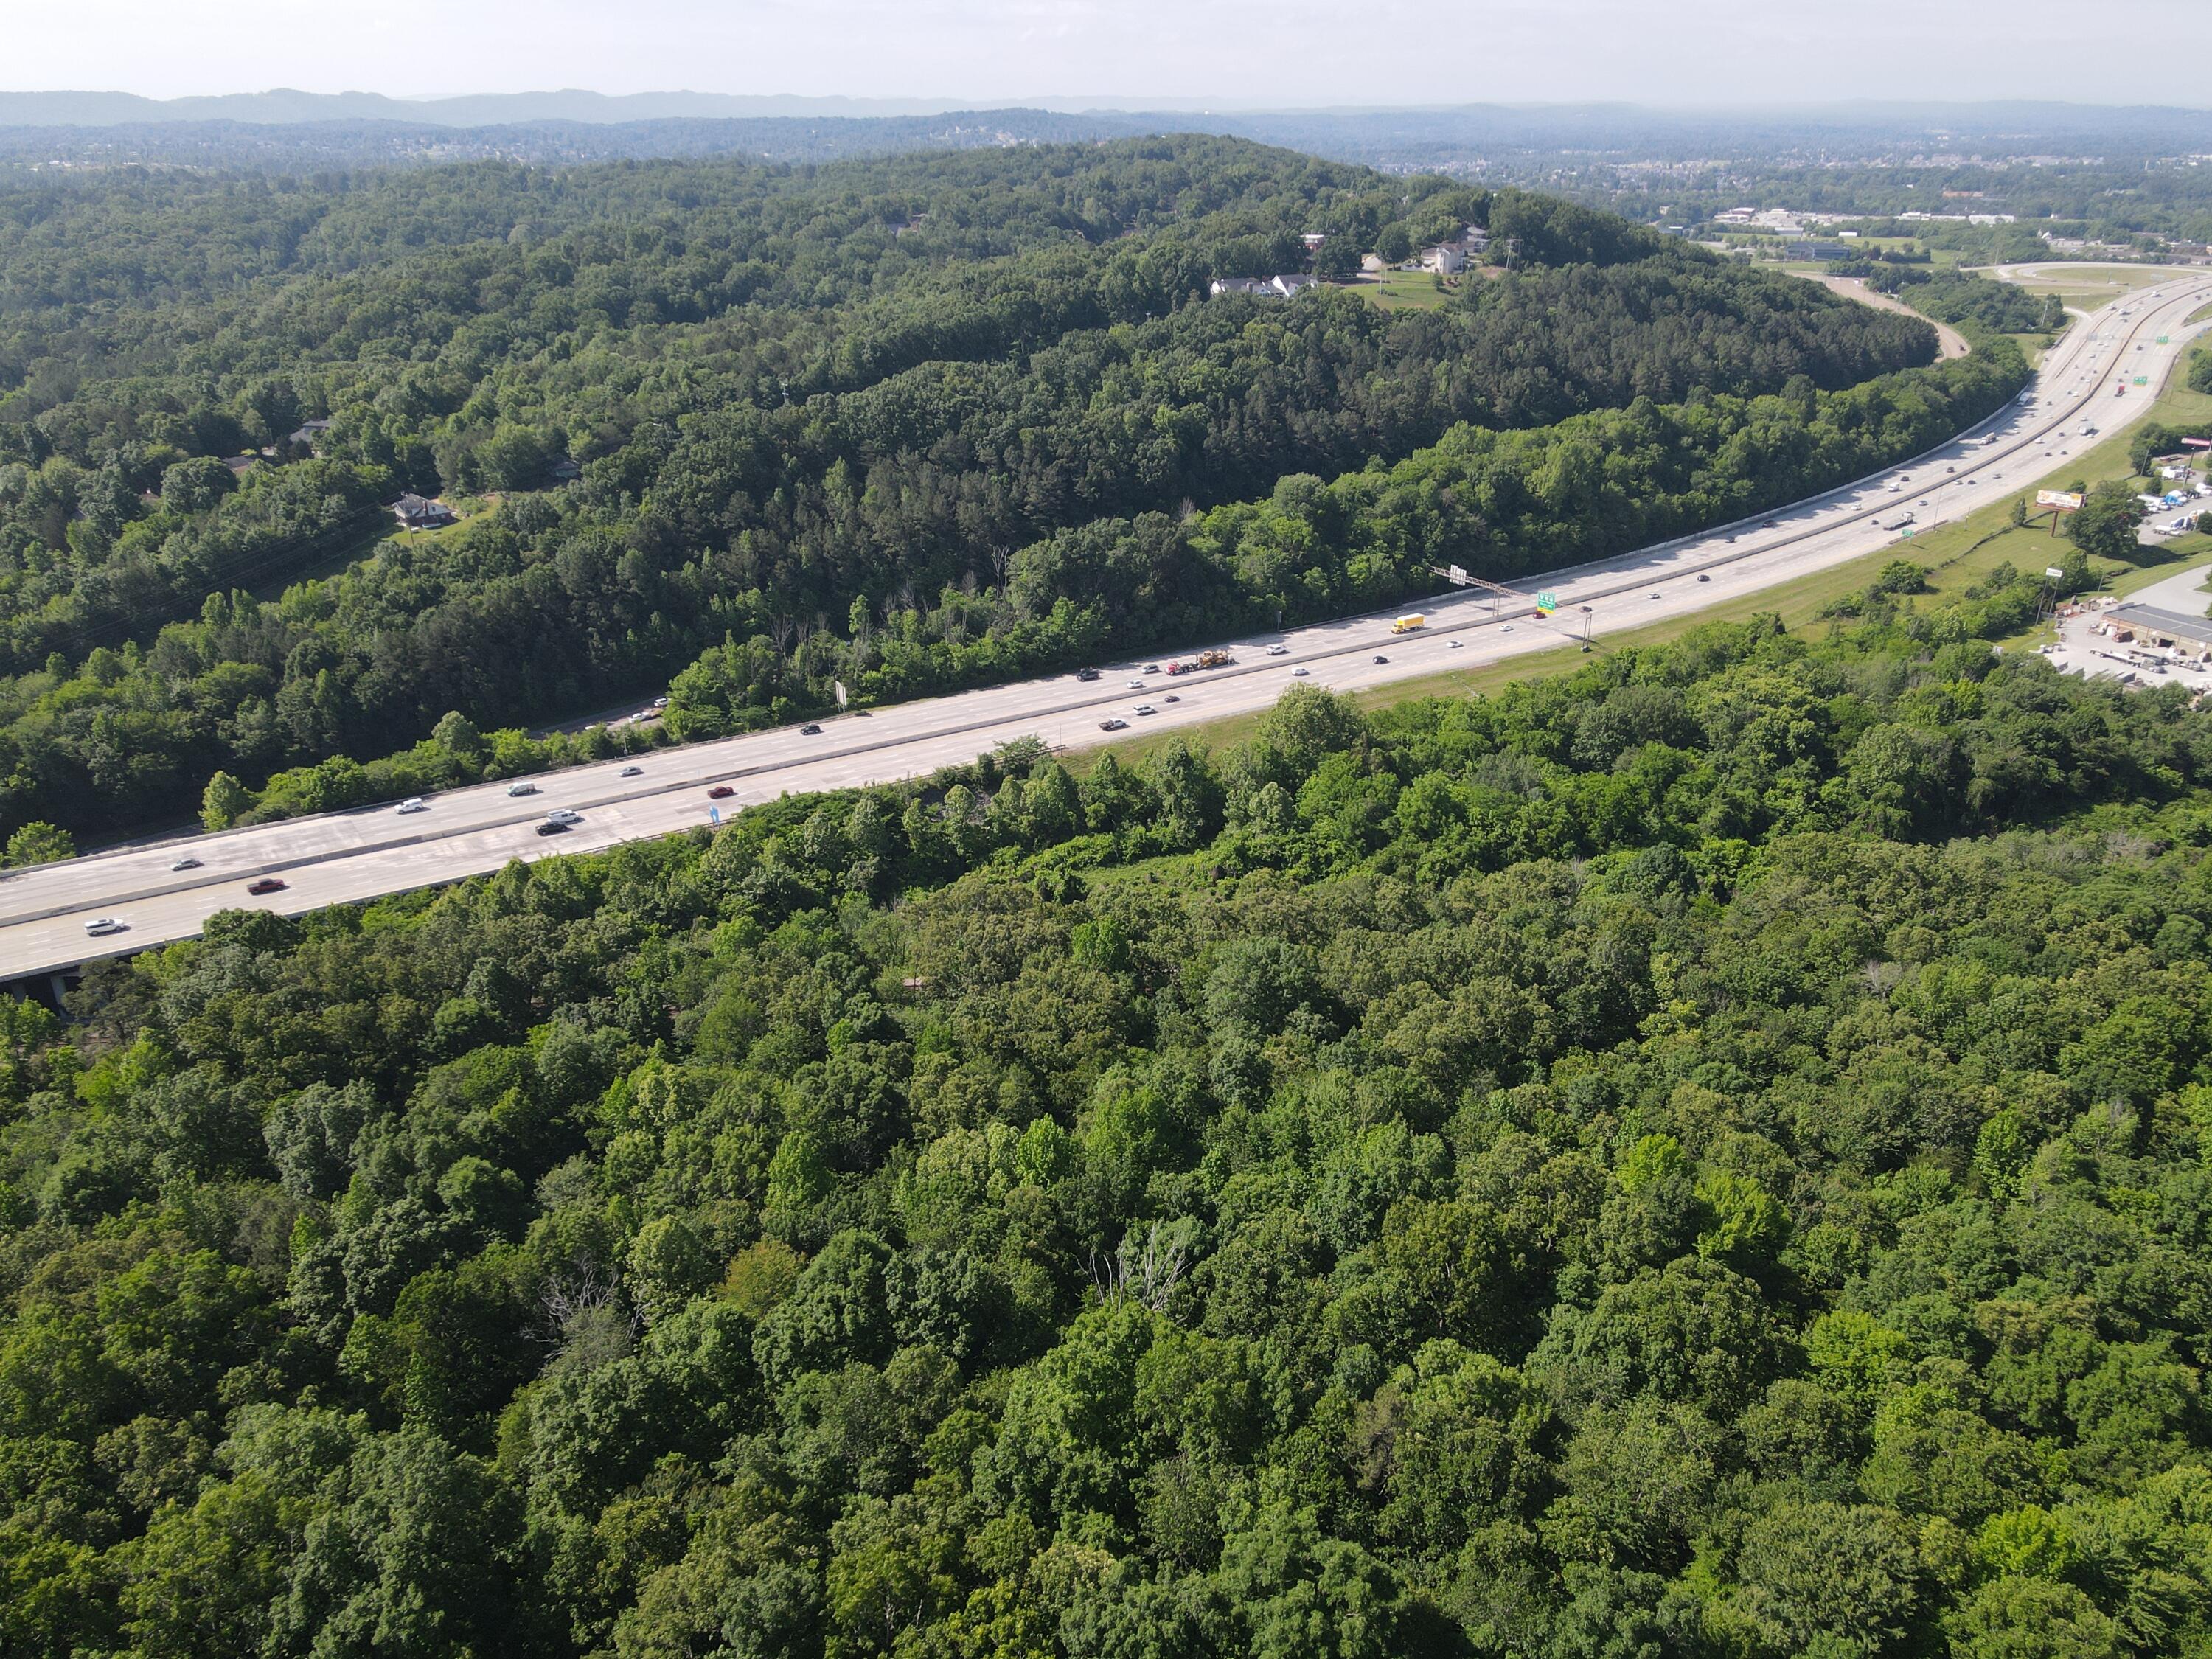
[0,137,1992,845]
[7,584,2212,1655]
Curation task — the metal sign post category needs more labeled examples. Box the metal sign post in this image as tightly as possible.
[1433,564,1539,619]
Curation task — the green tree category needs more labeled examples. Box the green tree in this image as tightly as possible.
[1944,1576,2124,1658]
[200,770,252,831]
[1736,1500,1921,1655]
[2069,481,2145,560]
[2,821,74,867]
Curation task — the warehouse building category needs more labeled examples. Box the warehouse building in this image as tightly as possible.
[2104,602,2212,658]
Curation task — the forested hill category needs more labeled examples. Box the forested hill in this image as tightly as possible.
[0,139,1968,844]
[8,596,2212,1655]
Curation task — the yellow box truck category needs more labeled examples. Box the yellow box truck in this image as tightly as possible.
[1391,613,1426,634]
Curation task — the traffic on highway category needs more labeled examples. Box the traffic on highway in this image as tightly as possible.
[5,271,2211,986]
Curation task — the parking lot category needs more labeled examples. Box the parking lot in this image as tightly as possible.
[2046,560,2212,692]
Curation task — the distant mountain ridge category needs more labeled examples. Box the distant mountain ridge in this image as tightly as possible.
[0,111,1147,171]
[0,92,2204,181]
[0,88,977,125]
[2,89,2208,131]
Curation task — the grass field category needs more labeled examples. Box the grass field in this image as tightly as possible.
[1336,269,1455,311]
[1084,327,2212,770]
[1980,264,2187,316]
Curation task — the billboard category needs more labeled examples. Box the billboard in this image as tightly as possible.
[2037,490,2087,511]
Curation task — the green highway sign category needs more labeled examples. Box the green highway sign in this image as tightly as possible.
[1536,591,1558,613]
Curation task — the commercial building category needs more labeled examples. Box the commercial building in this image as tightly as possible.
[2104,602,2212,657]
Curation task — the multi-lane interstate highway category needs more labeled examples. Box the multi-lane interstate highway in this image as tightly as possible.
[6,271,2212,985]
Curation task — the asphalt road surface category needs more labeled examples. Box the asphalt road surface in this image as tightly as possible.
[7,272,2212,984]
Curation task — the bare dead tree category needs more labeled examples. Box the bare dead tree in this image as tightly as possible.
[1088,1221,1187,1312]
[536,1259,637,1354]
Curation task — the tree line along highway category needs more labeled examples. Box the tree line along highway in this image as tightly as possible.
[4,273,2210,990]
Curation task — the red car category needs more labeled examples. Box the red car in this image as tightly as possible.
[246,877,287,896]
[707,785,736,799]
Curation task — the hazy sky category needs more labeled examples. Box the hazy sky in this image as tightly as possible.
[5,0,2199,107]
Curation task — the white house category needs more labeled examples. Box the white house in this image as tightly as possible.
[392,493,459,530]
[1209,274,1321,299]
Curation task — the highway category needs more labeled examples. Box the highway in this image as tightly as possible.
[6,271,2212,985]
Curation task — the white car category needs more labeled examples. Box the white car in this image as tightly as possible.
[397,797,428,814]
[620,765,644,778]
[506,782,538,797]
[1127,679,1145,689]
[170,855,201,871]
[1133,703,1158,716]
[1502,625,1517,633]
[1291,666,1310,676]
[1447,639,1464,648]
[1266,644,1290,656]
[545,808,584,826]
[84,917,126,936]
